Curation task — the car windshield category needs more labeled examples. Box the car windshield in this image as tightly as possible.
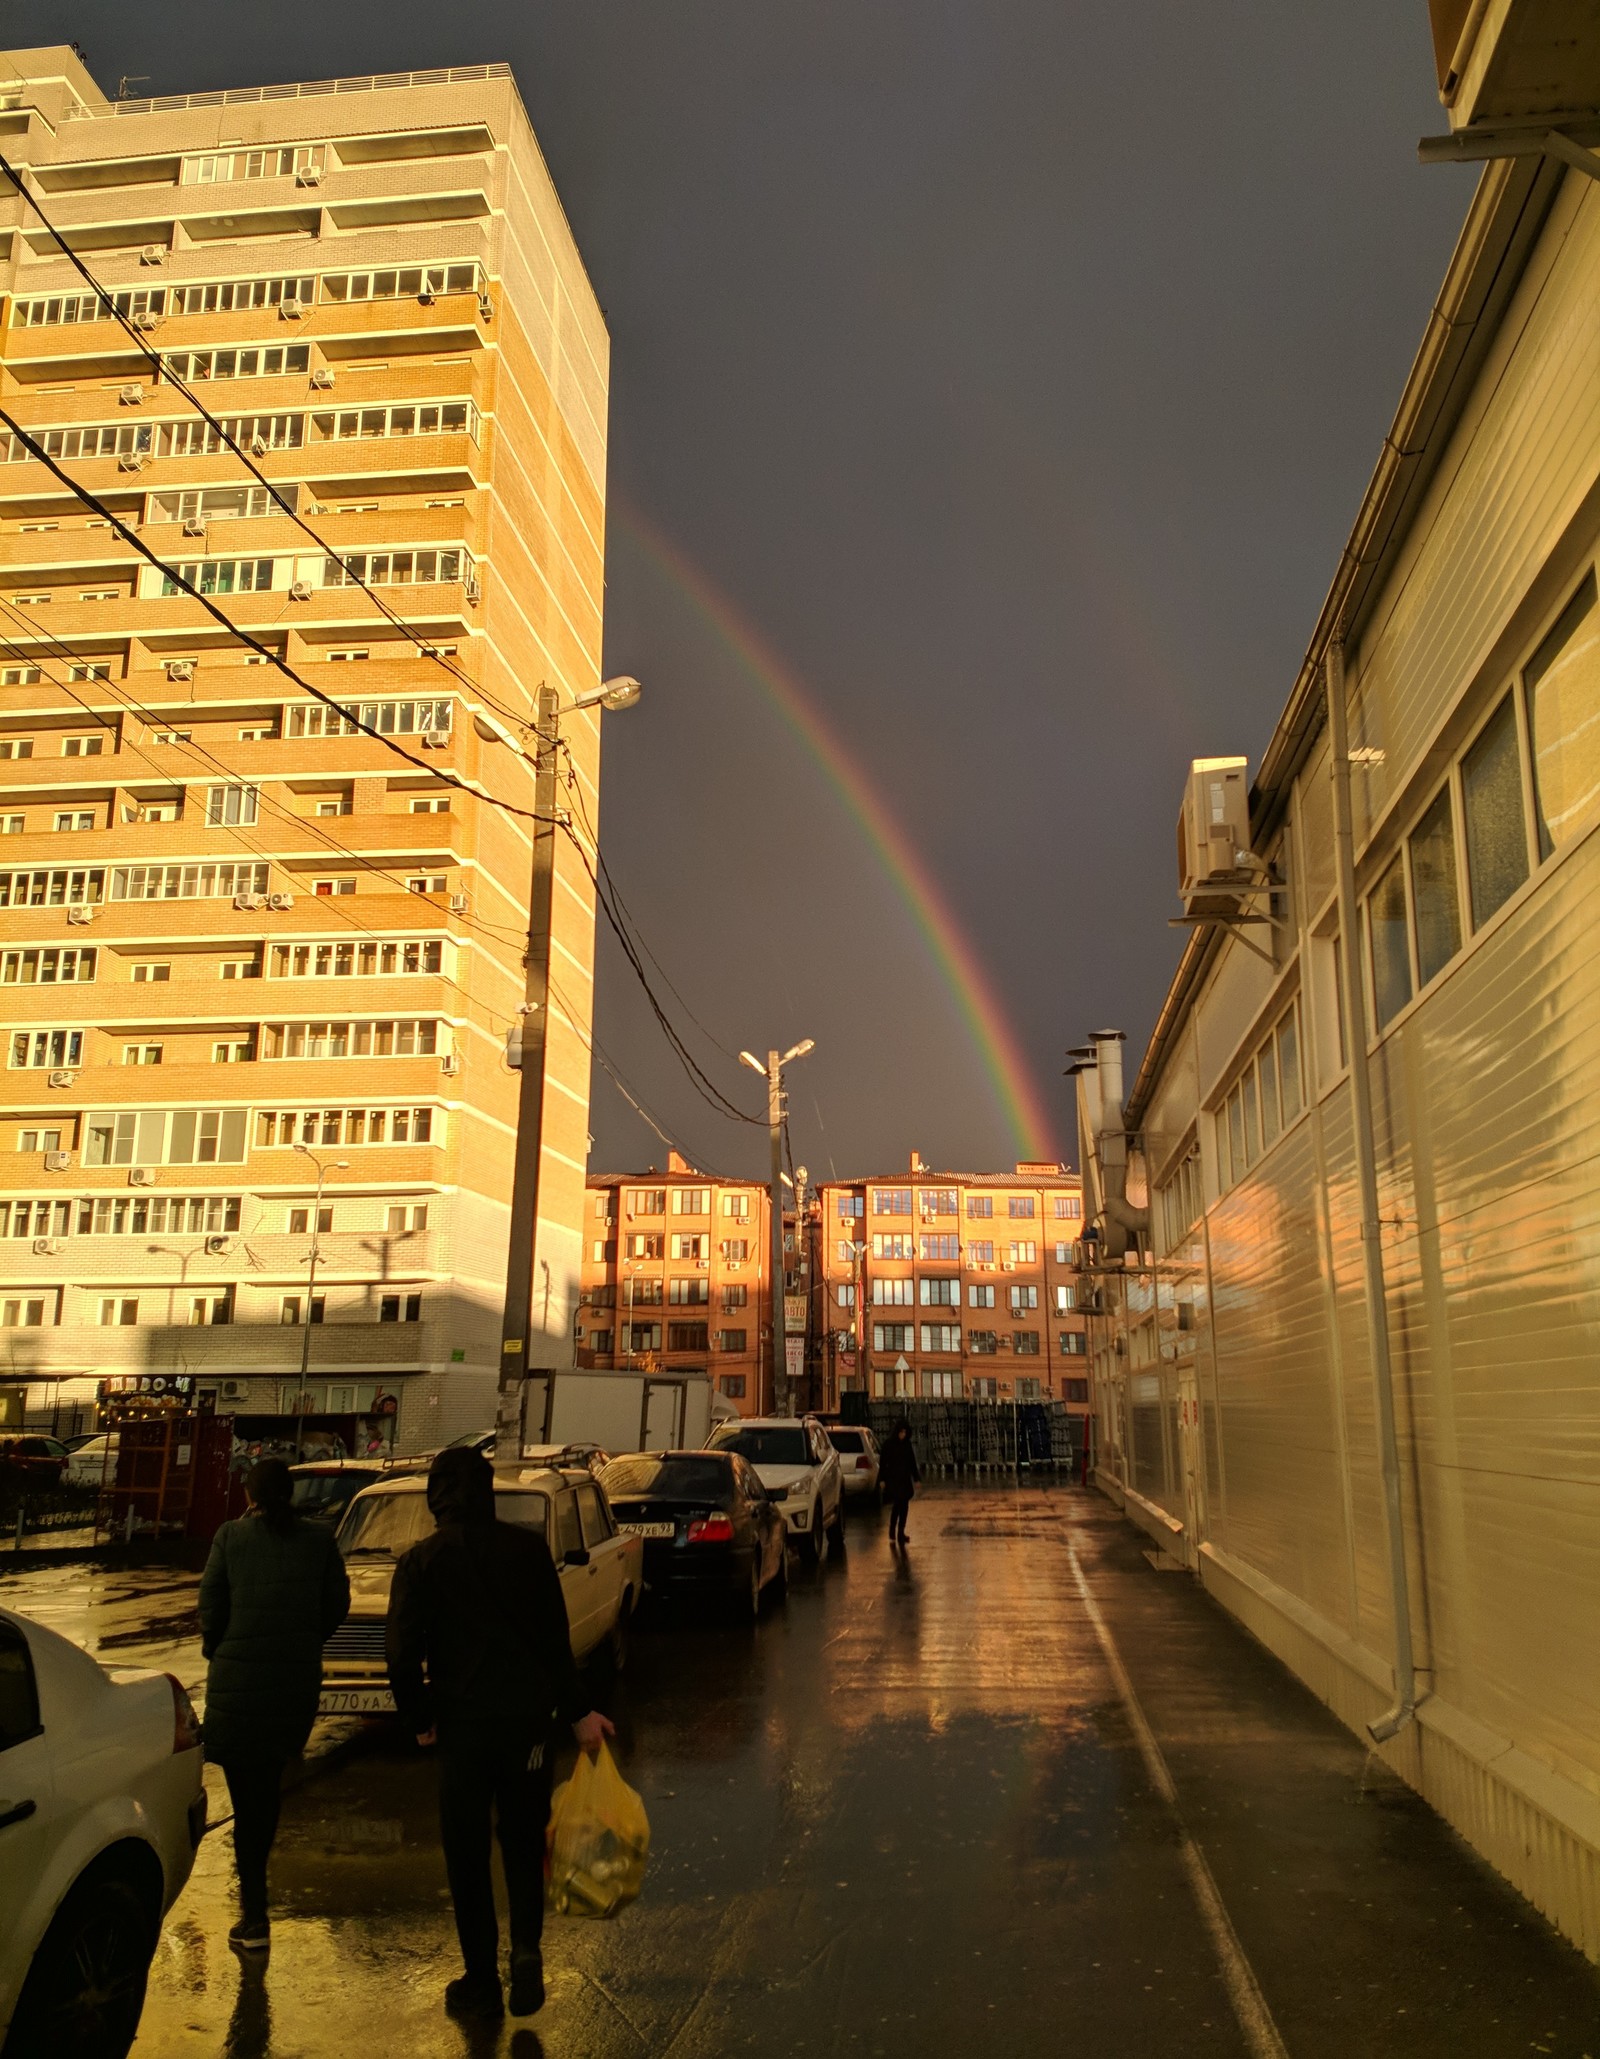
[602,1456,733,1502]
[338,1488,550,1557]
[828,1429,864,1452]
[292,1472,365,1515]
[710,1425,809,1466]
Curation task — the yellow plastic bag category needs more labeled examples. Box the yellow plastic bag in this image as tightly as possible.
[547,1741,650,1919]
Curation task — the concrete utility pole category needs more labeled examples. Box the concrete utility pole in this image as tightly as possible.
[495,676,641,1467]
[290,1142,347,1459]
[740,1039,813,1415]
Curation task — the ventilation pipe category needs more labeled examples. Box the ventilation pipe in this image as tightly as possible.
[1328,638,1417,1744]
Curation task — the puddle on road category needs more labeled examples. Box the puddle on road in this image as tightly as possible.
[98,1607,202,1651]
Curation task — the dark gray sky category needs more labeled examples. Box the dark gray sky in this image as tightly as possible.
[11,3,1470,1180]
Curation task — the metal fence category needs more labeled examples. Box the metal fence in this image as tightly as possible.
[839,1395,1082,1474]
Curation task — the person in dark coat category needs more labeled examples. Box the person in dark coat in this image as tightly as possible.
[879,1420,921,1545]
[386,1445,614,2023]
[198,1457,350,1950]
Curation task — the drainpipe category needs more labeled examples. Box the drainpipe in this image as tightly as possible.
[1327,639,1417,1743]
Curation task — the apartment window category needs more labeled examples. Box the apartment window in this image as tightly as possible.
[77,1196,240,1238]
[4,948,95,985]
[329,650,370,663]
[320,262,481,304]
[280,1296,325,1325]
[1009,1285,1039,1312]
[1007,1241,1037,1265]
[212,1042,254,1064]
[969,1283,995,1308]
[873,1188,912,1215]
[314,405,475,446]
[1016,1377,1042,1399]
[161,559,274,598]
[1061,1332,1087,1356]
[123,1044,164,1067]
[832,1283,854,1309]
[53,812,95,833]
[1053,1241,1072,1264]
[721,1238,750,1262]
[628,1279,664,1307]
[715,1328,748,1353]
[255,1106,433,1149]
[920,1189,957,1215]
[150,731,191,745]
[62,735,104,757]
[919,1277,958,1306]
[10,1029,83,1069]
[1013,1331,1040,1356]
[669,1278,709,1306]
[872,1279,915,1306]
[628,1233,663,1260]
[967,1331,998,1355]
[264,1020,438,1060]
[206,785,259,828]
[219,959,260,980]
[288,1207,333,1235]
[969,1239,995,1264]
[1409,787,1463,988]
[379,1293,423,1323]
[1008,1195,1036,1218]
[315,799,352,819]
[129,962,172,987]
[626,1323,662,1353]
[1368,851,1412,1031]
[922,1369,960,1398]
[1054,1283,1076,1313]
[837,1194,864,1218]
[920,1324,960,1354]
[238,728,275,743]
[1524,569,1600,859]
[0,1200,70,1238]
[970,1375,998,1396]
[962,1194,994,1220]
[1053,1194,1081,1219]
[410,797,450,814]
[85,1108,249,1167]
[667,1322,709,1352]
[80,590,118,604]
[627,1188,666,1216]
[670,1233,708,1260]
[289,697,451,741]
[17,1131,62,1154]
[190,1292,232,1327]
[589,1329,614,1355]
[1,818,21,835]
[385,1205,429,1232]
[1064,1377,1089,1402]
[69,664,111,682]
[1461,695,1529,928]
[718,1374,747,1399]
[407,876,447,895]
[184,144,324,184]
[591,1240,617,1264]
[1,673,39,690]
[313,879,356,896]
[112,862,266,903]
[921,1234,959,1261]
[136,802,179,824]
[0,738,35,756]
[721,1192,751,1220]
[872,1233,913,1260]
[1277,1007,1302,1125]
[2,1299,47,1327]
[671,1188,709,1215]
[99,1298,138,1327]
[269,940,442,979]
[873,1323,913,1352]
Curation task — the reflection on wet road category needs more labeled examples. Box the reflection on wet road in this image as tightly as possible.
[9,1487,1599,2057]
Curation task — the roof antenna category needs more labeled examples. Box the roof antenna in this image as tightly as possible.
[116,75,150,99]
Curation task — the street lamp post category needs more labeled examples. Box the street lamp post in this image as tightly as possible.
[740,1039,813,1416]
[291,1143,348,1460]
[496,676,641,1467]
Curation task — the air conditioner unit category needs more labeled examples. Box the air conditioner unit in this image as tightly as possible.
[477,292,494,323]
[279,297,304,320]
[139,244,165,265]
[464,574,482,605]
[46,1069,75,1088]
[66,906,95,926]
[117,452,148,471]
[294,167,322,187]
[288,581,314,601]
[128,1168,154,1188]
[266,892,294,911]
[1178,756,1253,904]
[166,659,195,680]
[420,733,448,750]
[220,1378,248,1401]
[309,366,335,390]
[181,517,205,537]
[696,1259,709,1270]
[44,1151,71,1172]
[1001,1260,1016,1272]
[131,312,163,331]
[440,1053,461,1076]
[32,1236,64,1256]
[448,891,469,913]
[204,1235,232,1256]
[233,891,264,911]
[118,383,143,405]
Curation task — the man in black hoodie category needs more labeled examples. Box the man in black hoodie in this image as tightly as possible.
[387,1446,614,2021]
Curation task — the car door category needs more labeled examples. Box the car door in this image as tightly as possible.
[551,1487,600,1657]
[738,1460,778,1579]
[808,1422,839,1517]
[0,1616,57,1996]
[575,1481,626,1640]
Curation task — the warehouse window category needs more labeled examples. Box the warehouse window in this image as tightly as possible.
[1461,695,1529,928]
[1367,852,1412,1030]
[1408,786,1462,988]
[1524,568,1600,860]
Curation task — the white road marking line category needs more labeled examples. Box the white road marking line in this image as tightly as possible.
[1067,1539,1290,2059]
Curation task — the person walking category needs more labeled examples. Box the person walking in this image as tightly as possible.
[879,1419,921,1545]
[386,1445,615,2023]
[198,1457,350,1951]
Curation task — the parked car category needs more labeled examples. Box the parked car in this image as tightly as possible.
[289,1456,424,1526]
[598,1451,787,1616]
[704,1415,844,1562]
[520,1442,612,1478]
[827,1425,882,1500]
[63,1434,120,1488]
[0,1606,205,2058]
[317,1466,642,1717]
[0,1437,68,1485]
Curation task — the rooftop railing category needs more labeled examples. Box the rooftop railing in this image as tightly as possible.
[61,63,512,120]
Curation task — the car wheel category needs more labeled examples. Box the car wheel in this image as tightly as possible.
[798,1520,821,1564]
[770,1547,788,1604]
[7,1868,158,2059]
[607,1595,632,1674]
[827,1502,846,1554]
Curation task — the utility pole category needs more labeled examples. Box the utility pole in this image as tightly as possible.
[495,676,640,1466]
[290,1143,347,1460]
[740,1038,813,1416]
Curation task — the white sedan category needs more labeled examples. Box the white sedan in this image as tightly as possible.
[0,1606,205,2057]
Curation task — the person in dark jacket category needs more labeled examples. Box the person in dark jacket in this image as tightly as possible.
[386,1446,614,2022]
[879,1420,921,1545]
[199,1457,350,1951]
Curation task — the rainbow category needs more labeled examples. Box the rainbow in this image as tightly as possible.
[615,502,1058,1163]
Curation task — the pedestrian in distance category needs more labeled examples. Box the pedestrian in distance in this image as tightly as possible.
[386,1444,616,2023]
[198,1456,351,1952]
[879,1419,921,1545]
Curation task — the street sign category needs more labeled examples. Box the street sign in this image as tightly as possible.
[894,1355,910,1373]
[784,1296,807,1333]
[785,1337,805,1385]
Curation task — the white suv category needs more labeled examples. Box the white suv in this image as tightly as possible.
[706,1416,843,1562]
[0,1605,205,2058]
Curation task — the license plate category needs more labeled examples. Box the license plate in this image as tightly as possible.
[618,1521,675,1539]
[319,1687,393,1714]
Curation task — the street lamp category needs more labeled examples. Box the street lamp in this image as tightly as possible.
[495,676,643,1465]
[291,1143,347,1459]
[740,1039,814,1414]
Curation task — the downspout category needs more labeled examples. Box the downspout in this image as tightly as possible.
[1327,639,1417,1743]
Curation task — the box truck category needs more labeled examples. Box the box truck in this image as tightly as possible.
[519,1368,716,1457]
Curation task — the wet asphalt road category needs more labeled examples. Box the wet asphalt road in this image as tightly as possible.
[7,1485,1600,2058]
